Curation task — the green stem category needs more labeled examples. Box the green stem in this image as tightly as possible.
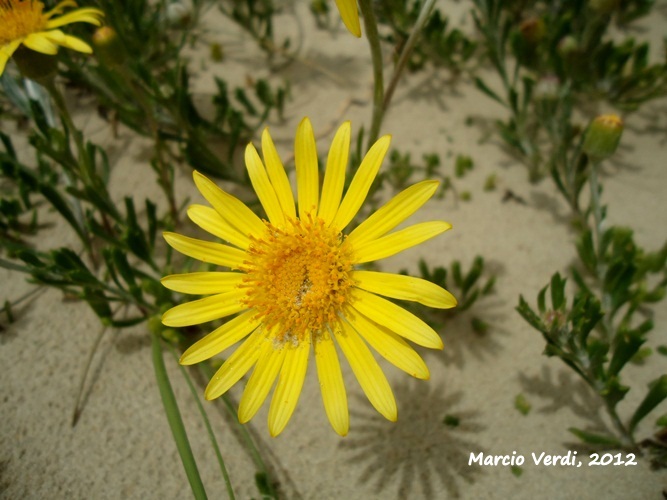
[43,79,97,265]
[605,399,637,450]
[198,364,276,494]
[588,161,614,337]
[358,0,385,151]
[117,64,179,223]
[151,333,208,500]
[169,347,235,500]
[383,0,436,110]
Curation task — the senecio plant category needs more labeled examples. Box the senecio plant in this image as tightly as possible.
[517,115,667,466]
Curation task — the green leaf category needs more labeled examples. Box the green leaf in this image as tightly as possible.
[151,333,208,500]
[462,256,483,294]
[474,77,506,107]
[630,375,667,432]
[550,273,566,311]
[656,414,667,428]
[443,414,460,427]
[40,185,87,245]
[568,427,621,446]
[515,393,531,415]
[516,295,546,333]
[607,320,651,376]
[83,287,112,321]
[537,285,547,314]
[255,472,276,499]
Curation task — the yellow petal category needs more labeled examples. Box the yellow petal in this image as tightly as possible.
[261,128,296,219]
[0,40,22,76]
[350,288,443,349]
[352,270,457,309]
[63,36,93,53]
[334,0,361,37]
[205,328,265,400]
[294,117,319,218]
[344,306,429,379]
[192,171,266,239]
[44,1,78,18]
[347,180,439,247]
[44,8,104,28]
[161,272,245,295]
[334,320,397,421]
[332,135,391,231]
[163,232,246,269]
[22,33,59,55]
[245,143,285,227]
[268,334,311,437]
[352,221,452,264]
[318,121,350,225]
[238,335,287,423]
[180,310,260,365]
[314,332,349,436]
[161,288,246,327]
[187,204,249,249]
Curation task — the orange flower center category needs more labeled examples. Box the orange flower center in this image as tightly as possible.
[240,214,353,344]
[0,0,47,46]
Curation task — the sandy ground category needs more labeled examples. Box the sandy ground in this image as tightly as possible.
[2,2,667,499]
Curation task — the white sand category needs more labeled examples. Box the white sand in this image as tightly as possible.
[2,2,667,499]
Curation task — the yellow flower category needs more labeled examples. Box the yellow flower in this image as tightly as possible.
[162,118,456,437]
[0,0,104,76]
[334,0,361,37]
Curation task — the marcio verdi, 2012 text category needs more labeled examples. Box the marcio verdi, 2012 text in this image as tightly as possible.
[468,451,638,468]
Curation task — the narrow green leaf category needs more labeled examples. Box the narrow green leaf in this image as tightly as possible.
[169,347,236,500]
[568,427,621,446]
[608,320,651,376]
[151,333,208,500]
[550,273,566,311]
[516,295,546,333]
[537,285,547,314]
[630,375,667,432]
[40,185,87,244]
[474,77,506,107]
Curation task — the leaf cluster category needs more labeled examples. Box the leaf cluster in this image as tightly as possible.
[376,0,478,73]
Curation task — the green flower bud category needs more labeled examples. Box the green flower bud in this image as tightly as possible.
[161,328,180,344]
[93,27,126,67]
[589,0,619,14]
[519,17,546,44]
[557,35,578,58]
[148,314,165,335]
[583,115,624,160]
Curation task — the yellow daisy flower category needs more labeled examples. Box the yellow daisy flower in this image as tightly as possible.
[334,0,361,37]
[162,118,456,437]
[0,0,104,76]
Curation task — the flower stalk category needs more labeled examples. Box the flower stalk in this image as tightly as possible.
[357,0,384,151]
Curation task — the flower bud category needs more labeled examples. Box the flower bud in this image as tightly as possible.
[166,2,191,27]
[589,0,619,14]
[519,17,546,44]
[582,115,624,160]
[557,36,578,58]
[93,27,126,67]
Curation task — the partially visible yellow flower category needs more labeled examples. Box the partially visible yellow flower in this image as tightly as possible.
[334,0,361,37]
[161,118,456,437]
[0,0,104,76]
